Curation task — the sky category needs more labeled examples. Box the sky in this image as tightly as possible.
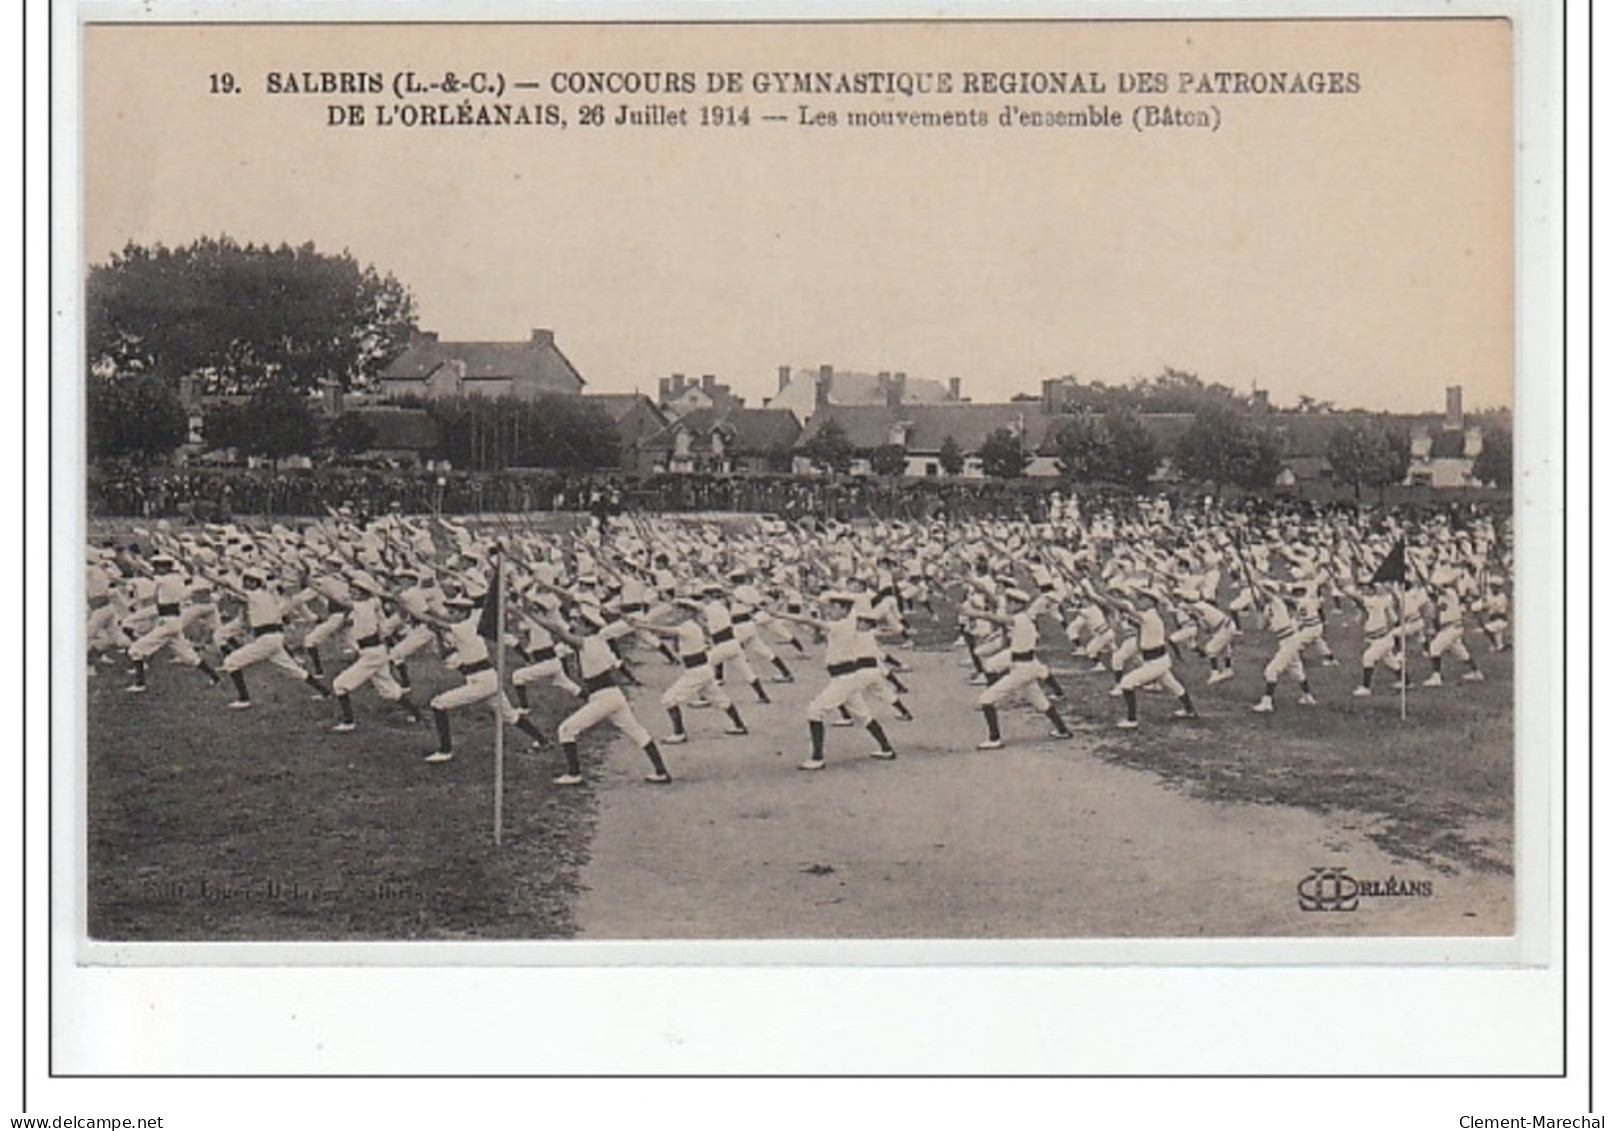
[82,18,1514,413]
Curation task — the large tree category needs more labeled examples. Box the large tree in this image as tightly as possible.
[977,427,1030,479]
[867,443,909,478]
[1051,414,1111,482]
[86,236,417,394]
[800,418,855,476]
[1471,422,1513,488]
[1326,421,1412,501]
[324,411,380,460]
[86,373,188,464]
[1175,407,1281,495]
[1102,411,1160,491]
[239,385,320,462]
[1051,411,1158,490]
[937,434,965,476]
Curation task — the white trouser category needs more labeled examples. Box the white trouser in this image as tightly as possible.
[806,673,873,724]
[660,662,732,711]
[557,687,652,746]
[1263,634,1306,683]
[1203,623,1234,659]
[709,637,758,685]
[430,667,521,723]
[512,656,581,697]
[1428,623,1471,662]
[389,624,436,664]
[129,617,200,665]
[1362,631,1403,671]
[979,661,1051,711]
[222,631,309,678]
[1118,653,1184,696]
[333,645,405,699]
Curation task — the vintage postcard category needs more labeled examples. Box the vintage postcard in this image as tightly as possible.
[51,3,1571,1084]
[70,10,1539,952]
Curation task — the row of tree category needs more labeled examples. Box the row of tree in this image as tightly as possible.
[795,410,1513,495]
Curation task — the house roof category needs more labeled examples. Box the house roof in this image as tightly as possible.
[584,392,664,423]
[797,404,1053,453]
[769,369,955,416]
[643,406,801,455]
[381,333,585,390]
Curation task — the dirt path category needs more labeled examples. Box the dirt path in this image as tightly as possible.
[574,649,1512,939]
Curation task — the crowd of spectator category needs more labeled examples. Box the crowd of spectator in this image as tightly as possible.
[87,464,1505,529]
[88,465,1098,523]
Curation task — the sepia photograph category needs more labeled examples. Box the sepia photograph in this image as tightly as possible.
[72,14,1527,957]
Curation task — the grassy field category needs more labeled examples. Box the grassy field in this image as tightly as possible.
[87,650,600,941]
[86,590,1512,941]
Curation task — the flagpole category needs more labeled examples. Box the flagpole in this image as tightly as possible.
[1397,579,1407,722]
[493,549,506,846]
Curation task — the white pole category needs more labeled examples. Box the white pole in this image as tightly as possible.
[1397,577,1408,722]
[493,551,506,846]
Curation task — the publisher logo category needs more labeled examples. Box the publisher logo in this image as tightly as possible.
[1297,867,1359,912]
[1296,868,1435,911]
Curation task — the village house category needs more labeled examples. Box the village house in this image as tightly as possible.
[767,364,963,422]
[641,405,802,475]
[580,393,673,474]
[378,328,586,401]
[657,373,744,419]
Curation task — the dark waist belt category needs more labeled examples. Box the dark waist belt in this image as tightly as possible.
[1299,620,1322,629]
[328,601,351,615]
[1011,651,1035,663]
[682,652,708,669]
[583,671,616,695]
[251,622,284,637]
[461,659,493,675]
[356,634,383,649]
[622,603,647,614]
[158,603,181,617]
[1038,583,1055,593]
[827,660,860,677]
[733,613,753,624]
[712,627,734,643]
[1365,629,1392,640]
[1275,629,1296,640]
[855,656,879,670]
[786,604,801,614]
[529,646,557,664]
[1142,645,1167,661]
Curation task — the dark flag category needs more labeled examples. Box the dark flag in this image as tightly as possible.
[1370,539,1406,585]
[476,552,503,643]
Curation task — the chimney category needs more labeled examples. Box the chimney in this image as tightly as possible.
[658,376,670,401]
[877,371,891,404]
[670,373,687,398]
[1252,389,1270,413]
[702,374,718,393]
[887,371,906,408]
[530,328,555,347]
[816,365,834,411]
[1042,378,1058,414]
[778,365,792,393]
[1445,385,1463,431]
[948,377,961,401]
